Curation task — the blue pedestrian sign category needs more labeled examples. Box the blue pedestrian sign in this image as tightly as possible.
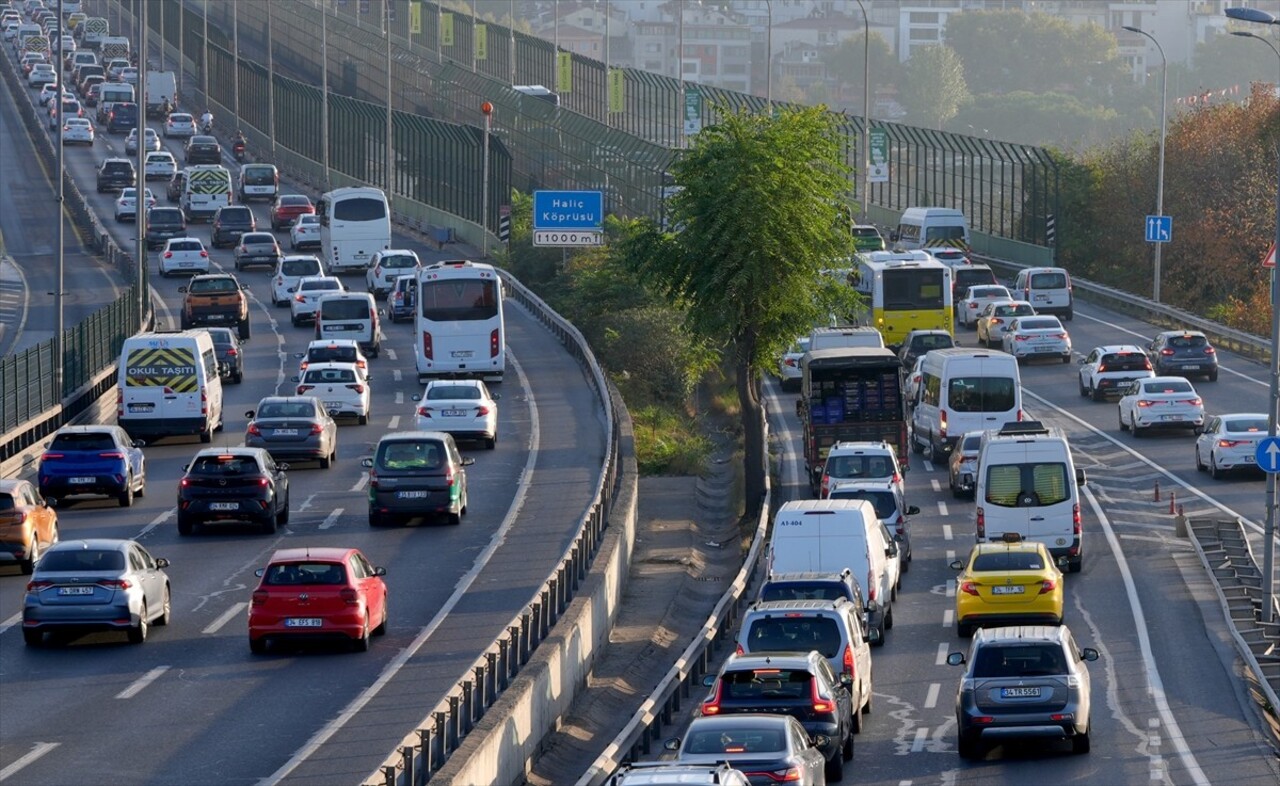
[533,191,604,231]
[1145,215,1172,243]
[1257,437,1280,474]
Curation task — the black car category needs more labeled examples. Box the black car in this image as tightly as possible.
[1148,330,1219,381]
[176,448,289,535]
[952,264,999,302]
[701,651,853,782]
[362,432,472,527]
[211,205,256,248]
[184,134,222,165]
[106,101,138,134]
[145,206,187,249]
[95,158,136,193]
[207,327,243,384]
[898,329,955,369]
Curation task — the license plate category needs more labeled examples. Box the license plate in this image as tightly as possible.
[990,585,1025,595]
[58,586,95,596]
[1034,294,1048,300]
[70,476,95,484]
[451,350,474,359]
[324,324,349,331]
[325,401,343,409]
[442,409,466,417]
[179,261,193,267]
[397,490,430,499]
[128,403,154,412]
[1164,414,1184,421]
[206,314,226,320]
[274,428,298,436]
[1183,365,1200,370]
[284,618,322,628]
[1001,686,1042,698]
[1246,456,1256,463]
[209,502,239,511]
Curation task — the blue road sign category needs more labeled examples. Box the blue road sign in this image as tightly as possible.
[533,191,604,231]
[1257,436,1280,474]
[1145,215,1172,243]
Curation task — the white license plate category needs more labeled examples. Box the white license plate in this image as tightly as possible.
[209,502,239,511]
[396,490,430,499]
[990,585,1025,595]
[1164,414,1185,421]
[1183,365,1200,370]
[324,324,349,331]
[1034,294,1048,300]
[450,350,474,359]
[442,409,466,417]
[284,617,322,628]
[1245,456,1256,463]
[179,261,194,267]
[128,403,154,412]
[70,476,95,484]
[58,586,95,596]
[1001,686,1041,698]
[325,402,343,410]
[274,428,298,436]
[206,314,226,320]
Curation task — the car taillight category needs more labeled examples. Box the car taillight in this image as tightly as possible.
[1160,348,1174,356]
[701,679,724,715]
[968,302,977,309]
[1096,365,1107,373]
[820,474,830,496]
[761,768,801,782]
[960,581,980,596]
[180,478,190,488]
[1073,503,1081,535]
[258,478,270,487]
[1137,400,1153,408]
[843,643,855,677]
[1142,360,1152,370]
[735,642,744,655]
[251,589,269,606]
[866,570,876,602]
[1055,333,1068,339]
[98,579,131,589]
[295,294,306,303]
[99,451,124,459]
[1186,398,1202,407]
[415,406,431,418]
[939,409,947,438]
[475,405,490,416]
[1219,439,1247,448]
[991,317,1003,325]
[297,385,314,393]
[163,251,173,258]
[422,331,433,360]
[1015,335,1031,341]
[1039,578,1057,595]
[41,452,64,460]
[784,357,797,368]
[247,423,261,436]
[26,580,54,591]
[490,328,500,358]
[199,250,208,257]
[444,464,456,490]
[347,384,364,394]
[200,389,208,416]
[892,472,901,484]
[976,507,985,538]
[810,677,835,713]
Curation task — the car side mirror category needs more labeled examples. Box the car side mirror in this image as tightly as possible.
[182,463,191,471]
[360,457,374,468]
[865,599,879,612]
[411,394,421,402]
[177,286,187,293]
[254,568,264,578]
[155,558,170,568]
[245,410,255,419]
[839,672,853,687]
[241,284,249,291]
[492,393,501,400]
[1077,357,1086,364]
[810,734,830,749]
[292,352,304,359]
[286,287,296,293]
[906,505,920,516]
[946,652,966,666]
[461,457,476,466]
[1056,556,1070,568]
[277,463,290,472]
[290,375,300,382]
[133,439,146,448]
[866,625,881,643]
[701,674,716,688]
[1193,426,1204,436]
[373,566,387,577]
[949,559,964,570]
[663,738,682,752]
[1081,647,1100,662]
[1075,468,1087,486]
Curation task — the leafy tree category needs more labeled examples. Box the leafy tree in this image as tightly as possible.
[948,91,1121,151]
[822,31,902,100]
[620,106,862,511]
[902,44,969,130]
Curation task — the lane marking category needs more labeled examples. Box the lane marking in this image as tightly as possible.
[298,493,317,512]
[319,508,344,530]
[942,524,953,541]
[385,348,397,360]
[387,415,400,430]
[349,475,368,493]
[942,609,953,627]
[136,508,175,538]
[909,726,929,752]
[945,549,955,563]
[202,602,248,635]
[115,666,170,699]
[392,368,402,381]
[936,501,948,516]
[930,479,941,493]
[922,460,935,472]
[934,642,948,666]
[924,683,940,709]
[0,742,60,782]
[394,391,404,405]
[0,612,20,636]
[945,579,955,598]
[261,353,540,785]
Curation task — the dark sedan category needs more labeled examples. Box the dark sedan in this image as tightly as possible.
[184,134,222,165]
[37,425,146,507]
[207,327,244,384]
[244,397,338,468]
[233,231,283,271]
[666,715,827,786]
[177,448,290,535]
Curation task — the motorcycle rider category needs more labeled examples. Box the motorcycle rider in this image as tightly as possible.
[159,97,172,117]
[200,109,213,134]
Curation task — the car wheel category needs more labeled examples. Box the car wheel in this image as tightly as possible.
[1062,354,1072,364]
[177,513,195,536]
[1118,411,1129,432]
[200,426,213,443]
[232,372,242,384]
[117,477,134,507]
[957,621,973,638]
[849,704,863,737]
[20,538,40,575]
[320,451,332,469]
[127,603,148,643]
[238,318,251,341]
[1079,377,1088,397]
[1091,386,1105,403]
[485,435,496,450]
[447,511,462,526]
[353,613,371,652]
[291,315,301,327]
[1072,730,1091,754]
[261,511,277,534]
[1209,454,1221,480]
[1195,446,1206,472]
[277,502,289,527]
[1069,554,1083,574]
[23,629,43,647]
[824,746,845,781]
[249,636,268,654]
[358,412,369,425]
[1130,414,1144,438]
[156,585,171,626]
[951,480,963,500]
[957,730,983,760]
[884,605,894,630]
[1208,369,1219,382]
[374,602,388,636]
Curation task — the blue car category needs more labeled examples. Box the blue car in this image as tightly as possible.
[38,426,147,508]
[387,274,417,323]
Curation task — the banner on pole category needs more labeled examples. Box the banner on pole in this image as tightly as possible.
[475,23,487,60]
[868,129,889,183]
[409,0,421,34]
[556,51,573,93]
[440,12,454,46]
[608,69,625,113]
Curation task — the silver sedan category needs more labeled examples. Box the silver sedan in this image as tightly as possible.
[244,396,338,468]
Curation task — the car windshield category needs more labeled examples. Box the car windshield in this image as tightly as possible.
[426,385,481,400]
[37,549,126,572]
[1167,334,1207,348]
[1030,272,1067,288]
[381,254,417,269]
[304,367,356,383]
[828,488,898,519]
[1142,381,1194,394]
[280,196,310,206]
[257,401,316,419]
[960,434,983,452]
[825,454,892,480]
[984,463,1069,508]
[760,582,848,603]
[188,455,259,475]
[1100,353,1148,371]
[320,300,370,319]
[282,259,321,276]
[49,432,116,450]
[747,616,842,657]
[721,669,813,700]
[948,377,1017,413]
[972,551,1047,572]
[972,644,1068,678]
[189,278,238,294]
[297,215,318,225]
[301,279,341,292]
[683,727,786,755]
[1224,417,1267,432]
[911,333,953,350]
[376,441,443,470]
[263,562,346,586]
[1019,319,1060,330]
[242,166,275,184]
[308,347,356,364]
[169,241,201,252]
[242,233,275,245]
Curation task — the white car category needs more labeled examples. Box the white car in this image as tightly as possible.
[1118,376,1205,437]
[976,299,1036,347]
[1000,315,1072,363]
[125,127,160,155]
[60,116,93,145]
[905,355,924,405]
[365,249,421,296]
[1195,413,1268,479]
[114,187,156,222]
[164,112,195,138]
[289,213,320,250]
[957,284,1011,328]
[289,275,344,326]
[38,82,63,105]
[143,150,176,180]
[1077,344,1154,401]
[819,440,905,500]
[158,237,210,276]
[119,66,137,86]
[270,254,325,307]
[297,338,369,379]
[295,362,370,424]
[412,379,499,449]
[926,246,971,267]
[2,22,18,41]
[777,335,810,392]
[28,63,55,87]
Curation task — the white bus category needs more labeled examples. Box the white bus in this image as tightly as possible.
[316,186,391,275]
[414,260,505,383]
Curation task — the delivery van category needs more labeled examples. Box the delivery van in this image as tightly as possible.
[1013,266,1074,320]
[768,499,899,643]
[893,207,970,251]
[314,292,380,357]
[181,165,233,223]
[975,421,1086,573]
[911,348,1022,459]
[117,330,224,442]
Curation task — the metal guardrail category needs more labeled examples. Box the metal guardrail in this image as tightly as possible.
[361,271,623,785]
[575,406,773,785]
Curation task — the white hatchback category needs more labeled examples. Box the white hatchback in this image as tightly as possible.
[289,214,321,250]
[270,255,325,307]
[144,150,176,180]
[412,379,499,449]
[164,112,195,138]
[820,441,905,501]
[61,116,93,144]
[365,249,421,296]
[295,362,370,424]
[158,237,210,277]
[1000,315,1072,363]
[1118,376,1204,436]
[114,187,155,221]
[1195,413,1267,478]
[289,275,344,326]
[958,285,1011,328]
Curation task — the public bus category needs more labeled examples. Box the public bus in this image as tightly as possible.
[850,251,953,349]
[414,260,506,384]
[316,186,392,275]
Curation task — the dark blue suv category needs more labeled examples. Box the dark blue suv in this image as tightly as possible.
[107,102,139,134]
[37,426,147,507]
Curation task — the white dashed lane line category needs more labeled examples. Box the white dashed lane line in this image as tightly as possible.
[115,666,171,700]
[203,602,248,635]
[0,742,60,783]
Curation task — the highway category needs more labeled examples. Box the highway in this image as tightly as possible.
[0,40,608,786]
[0,54,127,358]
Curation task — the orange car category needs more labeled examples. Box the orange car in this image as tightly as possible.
[0,479,59,574]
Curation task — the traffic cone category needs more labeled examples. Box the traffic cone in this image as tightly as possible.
[1153,480,1160,502]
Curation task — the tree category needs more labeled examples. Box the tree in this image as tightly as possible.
[822,31,901,100]
[620,107,861,512]
[902,44,969,130]
[948,91,1121,151]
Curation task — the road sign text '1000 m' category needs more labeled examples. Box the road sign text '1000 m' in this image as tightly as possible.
[532,190,603,247]
[533,231,603,247]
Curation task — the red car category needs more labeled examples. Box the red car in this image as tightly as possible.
[247,546,388,653]
[270,194,315,232]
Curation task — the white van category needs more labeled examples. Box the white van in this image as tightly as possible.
[181,165,233,223]
[911,348,1022,459]
[975,421,1086,573]
[1014,266,1074,320]
[97,82,133,118]
[768,499,899,641]
[809,326,885,351]
[893,207,970,251]
[315,292,381,358]
[117,330,224,442]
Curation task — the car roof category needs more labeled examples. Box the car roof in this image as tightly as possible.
[426,378,482,387]
[268,546,354,563]
[766,570,852,582]
[828,478,896,492]
[974,625,1071,645]
[1156,329,1207,339]
[970,539,1047,556]
[1092,344,1145,354]
[0,478,28,492]
[686,714,795,731]
[258,395,321,404]
[723,651,818,670]
[1142,376,1194,385]
[828,441,894,454]
[303,361,361,371]
[45,538,133,553]
[165,237,202,244]
[308,338,360,348]
[189,273,237,282]
[377,430,453,444]
[747,599,847,614]
[191,447,266,458]
[52,424,118,436]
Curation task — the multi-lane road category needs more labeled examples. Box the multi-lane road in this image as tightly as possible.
[0,41,608,786]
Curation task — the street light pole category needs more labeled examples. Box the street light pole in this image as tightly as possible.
[1123,25,1167,303]
[481,101,492,258]
[1226,8,1280,624]
[232,0,239,127]
[322,1,330,192]
[385,1,393,196]
[267,0,275,159]
[855,0,869,224]
[202,0,208,104]
[54,0,63,398]
[765,0,771,106]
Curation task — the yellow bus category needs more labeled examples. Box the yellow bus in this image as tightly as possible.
[851,251,953,349]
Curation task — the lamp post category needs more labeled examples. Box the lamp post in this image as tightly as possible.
[232,0,239,127]
[202,0,208,104]
[1226,6,1280,625]
[384,0,393,196]
[854,0,869,224]
[54,0,64,399]
[481,101,492,258]
[765,0,771,106]
[321,0,330,192]
[1123,25,1167,303]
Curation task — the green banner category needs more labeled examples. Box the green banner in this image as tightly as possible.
[608,69,625,114]
[556,51,573,93]
[475,23,487,60]
[440,12,454,46]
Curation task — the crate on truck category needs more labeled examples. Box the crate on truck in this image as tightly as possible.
[796,346,908,496]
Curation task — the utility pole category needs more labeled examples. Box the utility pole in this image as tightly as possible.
[267,0,275,158]
[385,0,394,196]
[481,101,492,257]
[54,0,64,397]
[322,1,330,192]
[202,0,208,104]
[137,0,148,324]
[232,0,239,127]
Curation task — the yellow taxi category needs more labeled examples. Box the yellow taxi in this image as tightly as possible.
[949,533,1064,638]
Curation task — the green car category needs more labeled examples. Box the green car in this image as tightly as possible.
[851,224,886,251]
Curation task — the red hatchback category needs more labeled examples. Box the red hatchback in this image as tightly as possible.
[248,547,388,653]
[270,194,315,232]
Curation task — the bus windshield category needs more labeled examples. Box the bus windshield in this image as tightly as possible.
[332,197,387,222]
[882,269,945,310]
[421,279,499,322]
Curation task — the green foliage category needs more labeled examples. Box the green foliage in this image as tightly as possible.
[630,404,713,476]
[498,190,564,288]
[822,31,902,96]
[902,45,970,130]
[948,92,1121,151]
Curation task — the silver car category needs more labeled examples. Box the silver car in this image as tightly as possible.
[947,625,1098,760]
[244,396,338,468]
[233,231,283,271]
[22,539,171,647]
